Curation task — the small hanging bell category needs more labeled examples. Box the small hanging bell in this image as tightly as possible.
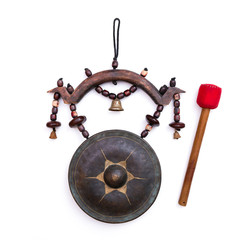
[109,98,124,111]
[49,128,57,139]
[174,130,181,139]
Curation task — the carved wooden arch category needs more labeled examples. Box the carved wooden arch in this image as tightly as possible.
[48,69,185,105]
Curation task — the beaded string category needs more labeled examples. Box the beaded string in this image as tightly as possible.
[67,83,89,139]
[46,78,63,139]
[141,77,185,139]
[46,79,90,140]
[93,68,148,100]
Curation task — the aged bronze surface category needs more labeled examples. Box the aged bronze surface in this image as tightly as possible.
[68,130,161,223]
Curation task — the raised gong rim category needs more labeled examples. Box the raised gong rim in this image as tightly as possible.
[68,130,161,223]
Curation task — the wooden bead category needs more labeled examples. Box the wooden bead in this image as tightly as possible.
[67,84,74,94]
[57,78,63,87]
[95,86,103,93]
[145,124,152,131]
[46,121,61,128]
[124,90,131,97]
[52,100,59,107]
[174,93,180,100]
[112,59,118,69]
[50,114,57,121]
[174,100,180,108]
[146,115,159,126]
[117,92,124,99]
[141,130,149,138]
[130,85,137,93]
[159,85,168,95]
[71,111,78,118]
[70,104,76,111]
[78,124,85,132]
[102,90,109,97]
[82,130,89,139]
[157,105,164,112]
[109,93,116,100]
[170,77,176,87]
[154,111,160,118]
[169,122,185,129]
[52,107,58,114]
[174,108,180,115]
[174,114,180,122]
[69,116,86,127]
[54,92,60,100]
[140,68,148,77]
[85,68,92,77]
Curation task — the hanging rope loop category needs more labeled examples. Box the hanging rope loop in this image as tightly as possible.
[113,18,120,60]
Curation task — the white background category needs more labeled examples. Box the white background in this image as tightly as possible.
[0,0,239,239]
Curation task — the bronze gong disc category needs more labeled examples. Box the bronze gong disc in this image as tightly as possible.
[68,130,161,223]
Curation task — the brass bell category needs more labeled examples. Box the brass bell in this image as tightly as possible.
[109,98,124,111]
[174,130,181,139]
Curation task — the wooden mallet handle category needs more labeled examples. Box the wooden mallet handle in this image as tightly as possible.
[179,84,221,206]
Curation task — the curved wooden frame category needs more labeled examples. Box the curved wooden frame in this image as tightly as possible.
[48,69,185,105]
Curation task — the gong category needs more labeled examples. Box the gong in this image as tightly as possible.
[68,130,161,223]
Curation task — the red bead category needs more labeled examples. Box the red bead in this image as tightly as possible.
[154,111,160,118]
[159,85,168,95]
[95,86,103,93]
[130,85,137,93]
[85,68,92,77]
[52,107,58,114]
[174,108,180,115]
[78,124,85,132]
[82,130,89,139]
[174,100,180,107]
[124,90,131,97]
[54,92,60,100]
[102,90,109,97]
[50,114,57,121]
[174,114,180,122]
[109,93,116,100]
[141,130,149,138]
[170,78,176,87]
[57,78,63,87]
[67,84,74,94]
[117,92,124,99]
[157,105,164,112]
[70,104,76,111]
[112,59,118,69]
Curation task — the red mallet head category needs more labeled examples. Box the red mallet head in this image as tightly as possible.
[197,84,222,109]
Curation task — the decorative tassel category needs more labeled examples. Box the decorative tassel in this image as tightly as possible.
[174,130,181,139]
[49,128,57,139]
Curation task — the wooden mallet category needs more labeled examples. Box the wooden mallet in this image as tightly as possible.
[179,84,222,206]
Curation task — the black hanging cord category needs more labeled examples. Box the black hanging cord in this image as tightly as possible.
[112,18,120,85]
[113,18,120,60]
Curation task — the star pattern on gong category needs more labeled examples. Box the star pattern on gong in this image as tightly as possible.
[86,149,145,205]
